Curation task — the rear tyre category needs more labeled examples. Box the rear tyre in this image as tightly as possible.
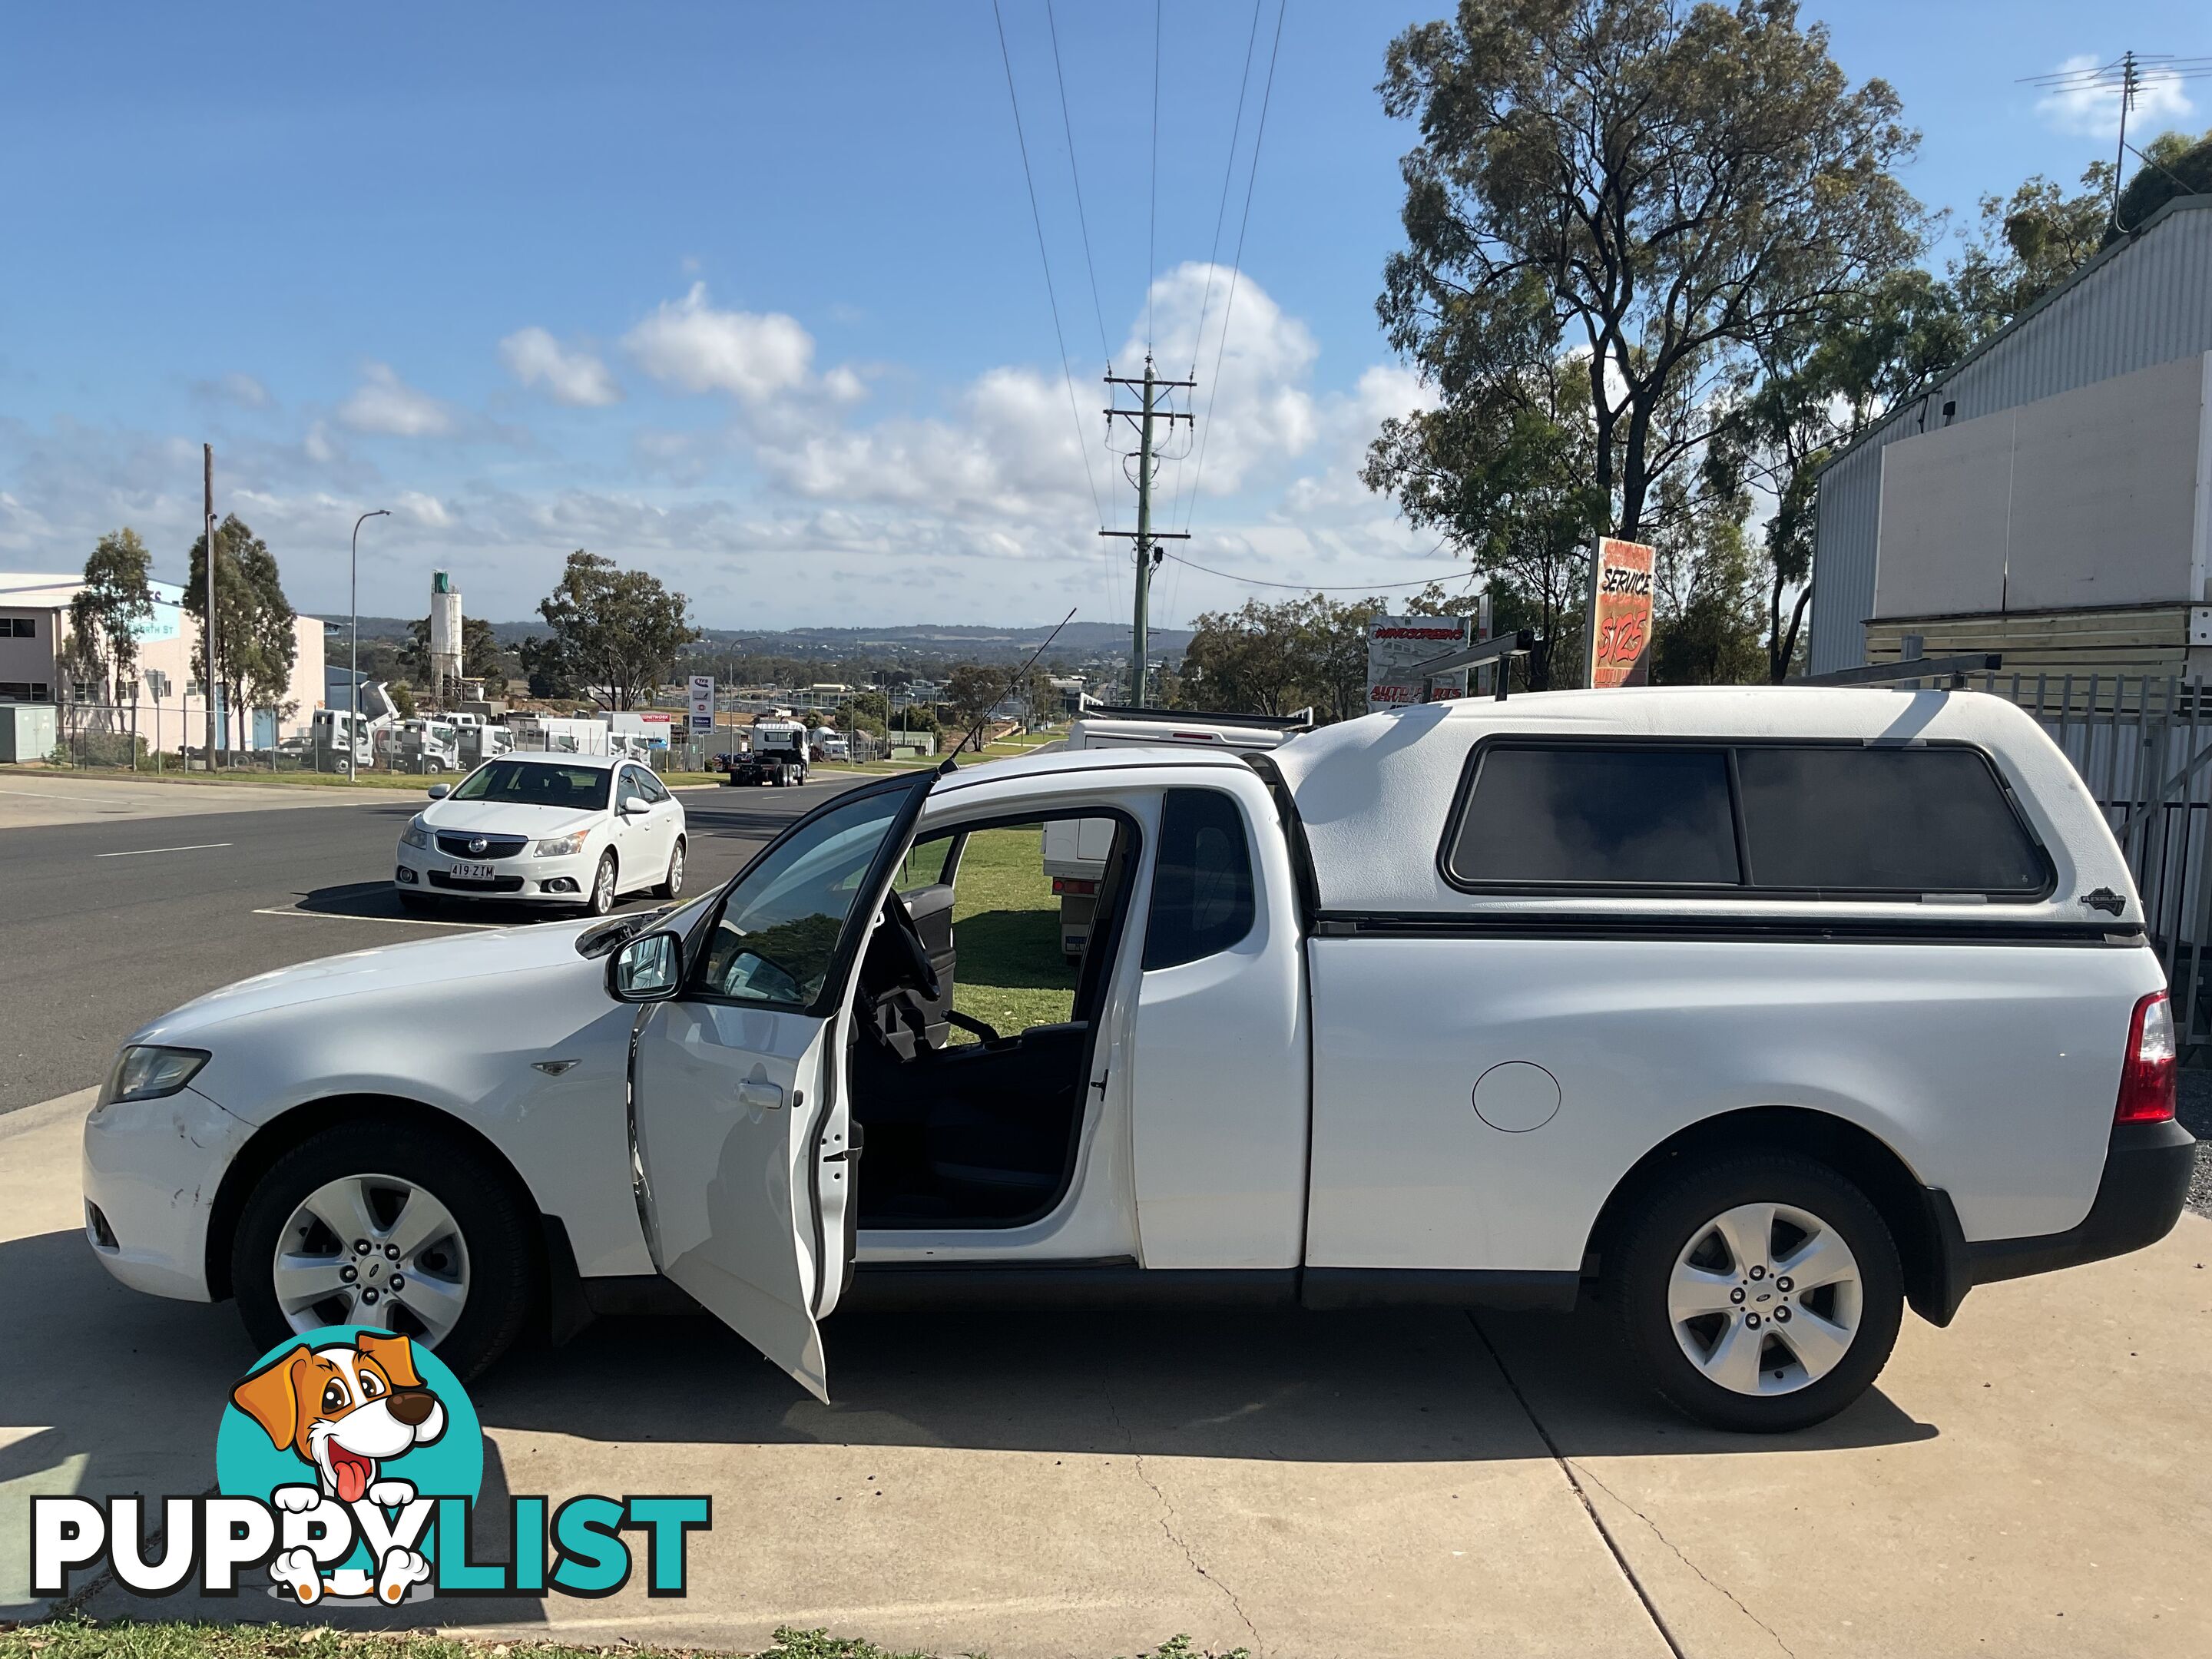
[582,851,618,916]
[230,1119,536,1382]
[654,836,686,899]
[1611,1152,1902,1433]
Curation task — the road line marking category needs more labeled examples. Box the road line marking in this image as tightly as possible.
[251,906,495,929]
[94,841,232,857]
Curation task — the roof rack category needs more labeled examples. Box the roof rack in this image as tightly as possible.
[1408,629,1540,702]
[1795,653,2002,690]
[1084,704,1316,731]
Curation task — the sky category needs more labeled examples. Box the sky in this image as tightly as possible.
[1,2,2205,634]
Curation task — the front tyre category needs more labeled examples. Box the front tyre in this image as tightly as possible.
[230,1120,535,1382]
[654,836,686,899]
[582,850,618,916]
[1611,1153,1902,1433]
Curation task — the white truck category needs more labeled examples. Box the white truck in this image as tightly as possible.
[728,719,811,786]
[1043,705,1312,957]
[88,686,2194,1433]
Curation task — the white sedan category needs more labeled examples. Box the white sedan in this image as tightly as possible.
[393,753,686,916]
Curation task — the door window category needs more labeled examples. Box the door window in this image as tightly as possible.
[697,786,914,1009]
[1144,790,1256,970]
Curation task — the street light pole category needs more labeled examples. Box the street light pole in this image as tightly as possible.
[349,509,390,782]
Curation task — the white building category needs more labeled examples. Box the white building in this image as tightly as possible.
[0,571,325,750]
[1810,195,2212,678]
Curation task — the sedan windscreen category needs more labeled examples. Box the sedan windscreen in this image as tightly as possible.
[448,760,611,811]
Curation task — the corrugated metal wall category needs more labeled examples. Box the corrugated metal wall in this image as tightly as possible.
[1809,197,2212,674]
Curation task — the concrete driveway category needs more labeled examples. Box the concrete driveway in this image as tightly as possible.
[3,1088,2207,1657]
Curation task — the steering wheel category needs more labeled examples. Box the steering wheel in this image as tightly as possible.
[881,892,943,1001]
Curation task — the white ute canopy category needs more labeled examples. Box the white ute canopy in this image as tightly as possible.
[1269,686,2137,928]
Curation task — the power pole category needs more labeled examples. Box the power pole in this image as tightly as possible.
[1101,355,1192,707]
[2112,49,2141,232]
[203,443,217,766]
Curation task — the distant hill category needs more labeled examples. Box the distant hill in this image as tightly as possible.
[316,616,1193,664]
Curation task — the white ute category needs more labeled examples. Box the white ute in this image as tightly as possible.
[84,687,2194,1431]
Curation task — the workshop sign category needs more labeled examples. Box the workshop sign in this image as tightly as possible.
[1368,614,1472,710]
[1585,537,1654,688]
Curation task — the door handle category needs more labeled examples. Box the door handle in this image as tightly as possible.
[737,1079,784,1111]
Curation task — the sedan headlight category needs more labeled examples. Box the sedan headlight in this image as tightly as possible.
[98,1045,210,1109]
[400,818,432,850]
[535,831,590,857]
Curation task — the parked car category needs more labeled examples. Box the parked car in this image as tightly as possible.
[726,720,810,786]
[83,687,2193,1432]
[391,753,685,916]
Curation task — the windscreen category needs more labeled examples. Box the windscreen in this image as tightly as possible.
[448,759,611,810]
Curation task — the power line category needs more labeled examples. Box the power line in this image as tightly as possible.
[1180,0,1288,534]
[989,0,1106,534]
[1147,0,1162,353]
[1187,0,1266,381]
[1160,545,1476,593]
[1044,0,1114,370]
[1170,0,1267,536]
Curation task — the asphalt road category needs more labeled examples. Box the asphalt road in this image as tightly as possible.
[0,775,865,1115]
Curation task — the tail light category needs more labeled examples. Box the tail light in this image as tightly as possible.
[2115,990,2177,1124]
[1052,878,1098,896]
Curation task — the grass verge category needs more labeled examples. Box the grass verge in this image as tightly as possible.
[944,824,1078,1036]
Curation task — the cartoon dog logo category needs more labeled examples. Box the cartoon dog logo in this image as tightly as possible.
[229,1330,446,1604]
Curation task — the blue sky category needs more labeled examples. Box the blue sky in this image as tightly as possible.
[1,2,2204,631]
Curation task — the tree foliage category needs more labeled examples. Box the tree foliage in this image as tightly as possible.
[184,515,297,739]
[1376,0,1923,547]
[67,528,157,700]
[528,550,700,711]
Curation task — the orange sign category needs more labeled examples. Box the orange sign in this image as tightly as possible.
[1585,536,1654,688]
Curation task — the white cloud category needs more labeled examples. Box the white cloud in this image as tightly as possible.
[303,421,339,464]
[337,363,455,437]
[396,490,452,528]
[499,327,621,407]
[1129,263,1321,498]
[2034,54,2194,139]
[192,371,271,409]
[623,283,813,402]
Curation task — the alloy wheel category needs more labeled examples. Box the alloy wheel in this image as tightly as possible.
[1666,1201,1863,1396]
[271,1173,471,1345]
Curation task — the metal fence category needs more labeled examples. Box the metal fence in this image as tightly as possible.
[47,701,318,773]
[1973,671,2212,1053]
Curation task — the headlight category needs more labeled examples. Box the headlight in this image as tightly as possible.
[98,1045,210,1109]
[400,818,432,850]
[535,831,589,857]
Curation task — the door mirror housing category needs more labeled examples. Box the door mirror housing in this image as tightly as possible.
[608,929,685,1002]
[426,783,451,800]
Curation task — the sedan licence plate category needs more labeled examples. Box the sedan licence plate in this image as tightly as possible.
[449,862,497,882]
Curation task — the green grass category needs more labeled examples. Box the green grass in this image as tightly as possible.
[945,825,1076,1038]
[0,1624,1247,1659]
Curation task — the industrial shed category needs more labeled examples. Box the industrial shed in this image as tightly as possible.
[1808,195,2212,677]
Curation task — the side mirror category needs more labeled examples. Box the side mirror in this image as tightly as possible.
[608,930,685,1002]
[619,793,645,816]
[426,783,450,800]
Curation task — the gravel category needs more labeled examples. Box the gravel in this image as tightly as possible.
[2175,1071,2212,1219]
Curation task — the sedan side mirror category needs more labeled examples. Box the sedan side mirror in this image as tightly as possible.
[608,929,685,1002]
[427,783,451,800]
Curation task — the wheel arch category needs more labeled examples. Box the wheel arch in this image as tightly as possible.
[1581,1106,1968,1328]
[204,1093,548,1303]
